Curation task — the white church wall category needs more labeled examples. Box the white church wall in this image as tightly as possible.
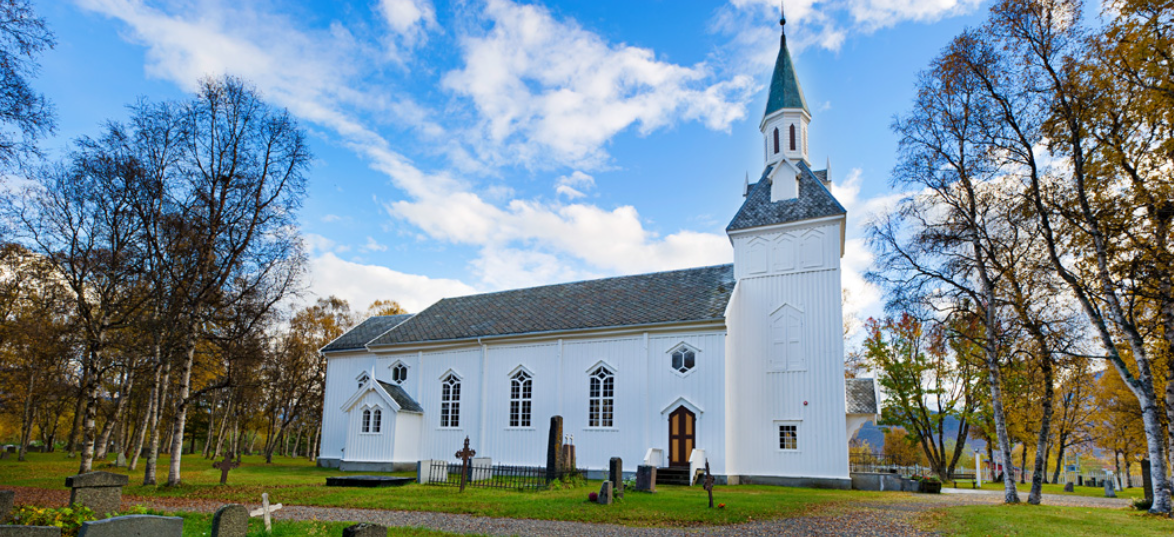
[394,412,423,463]
[377,352,420,401]
[415,348,483,462]
[320,352,376,461]
[726,220,849,481]
[647,332,727,475]
[342,389,397,463]
[481,343,559,466]
[731,220,840,281]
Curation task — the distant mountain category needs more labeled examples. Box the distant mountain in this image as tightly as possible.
[853,414,985,454]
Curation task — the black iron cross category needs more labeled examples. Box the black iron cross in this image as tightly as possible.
[455,436,477,492]
[213,451,241,485]
[702,459,716,508]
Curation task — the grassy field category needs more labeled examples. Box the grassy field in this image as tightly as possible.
[0,451,881,527]
[927,503,1174,536]
[957,481,1146,500]
[172,513,475,537]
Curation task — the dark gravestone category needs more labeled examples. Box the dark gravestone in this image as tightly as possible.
[546,416,563,482]
[210,504,248,537]
[0,527,62,536]
[1104,478,1116,498]
[4,446,14,453]
[454,437,476,493]
[1063,482,1074,493]
[597,481,613,505]
[66,471,128,519]
[609,457,623,499]
[0,490,13,523]
[635,465,656,492]
[560,444,576,471]
[702,460,715,508]
[77,515,183,537]
[1076,475,1083,486]
[1141,459,1153,503]
[342,523,388,537]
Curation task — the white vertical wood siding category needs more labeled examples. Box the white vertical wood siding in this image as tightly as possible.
[726,220,849,479]
[342,389,397,463]
[320,352,375,460]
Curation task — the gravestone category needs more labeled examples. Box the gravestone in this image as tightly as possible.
[77,515,183,537]
[560,443,576,471]
[1104,479,1116,498]
[546,415,563,482]
[114,453,126,468]
[1141,459,1153,503]
[1076,475,1083,486]
[0,452,7,460]
[0,490,13,523]
[342,523,388,537]
[65,471,128,519]
[1063,482,1074,493]
[609,458,623,499]
[213,452,241,485]
[635,465,656,492]
[702,460,716,508]
[0,527,61,536]
[210,504,248,537]
[4,445,14,453]
[454,437,477,492]
[597,481,613,505]
[470,457,493,481]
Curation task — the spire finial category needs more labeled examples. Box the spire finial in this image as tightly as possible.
[779,1,787,46]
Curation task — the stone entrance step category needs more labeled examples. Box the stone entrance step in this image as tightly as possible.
[656,466,692,486]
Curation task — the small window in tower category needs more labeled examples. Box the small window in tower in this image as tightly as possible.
[392,363,408,384]
[773,128,780,154]
[789,124,796,151]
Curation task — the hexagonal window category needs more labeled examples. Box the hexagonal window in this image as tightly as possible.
[391,363,408,384]
[670,346,696,374]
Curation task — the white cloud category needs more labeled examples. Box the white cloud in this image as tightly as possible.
[378,0,436,40]
[555,171,595,199]
[362,236,389,252]
[307,253,476,313]
[443,0,756,168]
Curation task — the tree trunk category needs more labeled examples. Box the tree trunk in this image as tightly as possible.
[97,368,135,460]
[166,345,197,486]
[203,392,217,458]
[130,362,158,472]
[1027,345,1053,504]
[309,423,319,462]
[67,368,89,456]
[18,368,37,462]
[78,346,104,474]
[974,243,1019,503]
[212,393,234,459]
[144,359,170,485]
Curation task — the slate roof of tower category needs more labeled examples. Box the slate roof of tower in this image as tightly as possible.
[368,264,736,346]
[764,35,809,117]
[727,161,847,232]
[321,314,414,353]
[377,380,424,413]
[845,378,879,415]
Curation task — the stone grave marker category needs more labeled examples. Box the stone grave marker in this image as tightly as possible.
[1063,482,1074,493]
[65,471,128,519]
[114,453,126,468]
[635,465,656,493]
[0,526,61,536]
[213,452,241,485]
[248,493,282,532]
[0,490,13,523]
[545,416,563,482]
[1141,459,1153,503]
[77,514,183,537]
[211,504,248,537]
[597,481,613,505]
[1104,479,1116,498]
[702,460,716,508]
[343,523,389,537]
[4,445,14,453]
[609,457,623,499]
[470,457,493,481]
[560,435,576,472]
[454,437,476,492]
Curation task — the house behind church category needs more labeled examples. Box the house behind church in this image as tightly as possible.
[317,18,877,488]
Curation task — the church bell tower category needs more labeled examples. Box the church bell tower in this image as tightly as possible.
[760,13,810,169]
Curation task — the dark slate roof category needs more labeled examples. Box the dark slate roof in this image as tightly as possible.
[378,380,424,413]
[726,161,846,232]
[764,35,809,117]
[322,314,414,353]
[370,265,736,346]
[846,378,879,414]
[812,169,827,184]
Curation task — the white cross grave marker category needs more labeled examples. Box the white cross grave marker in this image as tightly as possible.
[249,492,283,531]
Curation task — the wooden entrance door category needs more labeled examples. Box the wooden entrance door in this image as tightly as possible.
[668,406,695,467]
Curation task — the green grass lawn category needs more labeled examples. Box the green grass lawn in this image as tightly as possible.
[1,451,883,527]
[927,503,1174,536]
[955,481,1145,500]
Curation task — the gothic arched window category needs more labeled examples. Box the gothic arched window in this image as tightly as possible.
[371,408,382,433]
[361,409,372,433]
[588,366,615,427]
[789,124,796,151]
[440,374,461,428]
[773,127,780,154]
[509,370,532,427]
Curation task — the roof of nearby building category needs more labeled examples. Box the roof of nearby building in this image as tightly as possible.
[368,264,736,347]
[846,378,879,415]
[377,380,424,413]
[727,161,846,232]
[321,314,414,353]
[764,35,809,117]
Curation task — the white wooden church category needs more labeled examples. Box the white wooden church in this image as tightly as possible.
[318,21,878,488]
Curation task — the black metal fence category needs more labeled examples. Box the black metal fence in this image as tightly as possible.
[849,452,932,478]
[422,461,583,491]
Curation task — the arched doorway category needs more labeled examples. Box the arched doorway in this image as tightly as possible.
[668,406,696,467]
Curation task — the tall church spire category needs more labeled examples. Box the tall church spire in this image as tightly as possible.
[764,3,808,118]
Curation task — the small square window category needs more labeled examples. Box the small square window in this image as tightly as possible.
[778,424,798,451]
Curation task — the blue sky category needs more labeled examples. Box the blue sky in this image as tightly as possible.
[34,0,991,330]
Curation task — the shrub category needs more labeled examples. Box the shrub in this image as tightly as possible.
[1133,498,1153,511]
[10,505,97,537]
